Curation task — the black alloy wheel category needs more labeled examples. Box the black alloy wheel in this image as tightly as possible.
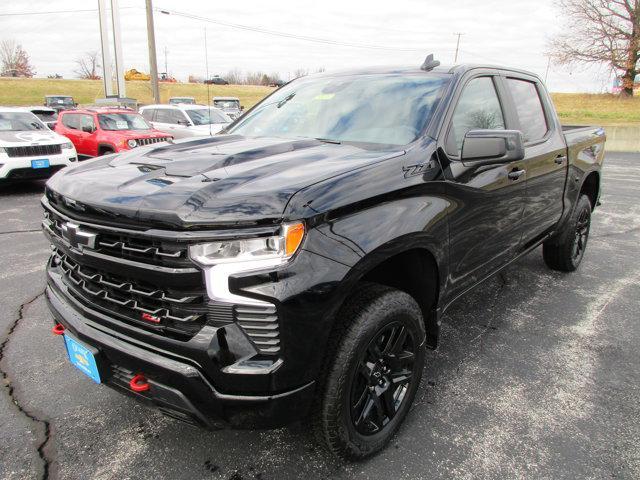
[350,322,416,435]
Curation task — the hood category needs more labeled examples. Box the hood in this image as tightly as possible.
[0,129,67,146]
[46,135,404,228]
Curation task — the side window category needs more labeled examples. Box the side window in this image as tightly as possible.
[62,114,80,130]
[80,115,95,131]
[448,77,505,155]
[171,110,187,124]
[506,78,548,142]
[154,109,174,123]
[140,109,155,121]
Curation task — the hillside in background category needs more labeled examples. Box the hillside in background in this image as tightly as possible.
[0,78,275,110]
[1,78,639,125]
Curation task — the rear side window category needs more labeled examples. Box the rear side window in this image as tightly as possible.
[506,78,548,142]
[140,109,155,121]
[155,109,185,124]
[448,77,505,155]
[61,114,80,130]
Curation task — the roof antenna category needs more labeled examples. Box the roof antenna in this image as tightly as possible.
[420,54,440,71]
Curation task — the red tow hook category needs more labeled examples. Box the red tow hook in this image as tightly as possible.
[129,374,150,393]
[52,323,65,336]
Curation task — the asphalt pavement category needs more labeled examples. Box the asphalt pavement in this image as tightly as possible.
[0,152,638,480]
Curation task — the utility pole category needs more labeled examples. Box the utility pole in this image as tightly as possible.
[97,0,113,96]
[145,0,160,103]
[164,46,168,76]
[453,32,464,63]
[111,0,126,97]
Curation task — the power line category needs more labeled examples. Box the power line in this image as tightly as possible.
[156,8,427,53]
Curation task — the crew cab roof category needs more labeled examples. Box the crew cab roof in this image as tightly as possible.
[306,63,542,81]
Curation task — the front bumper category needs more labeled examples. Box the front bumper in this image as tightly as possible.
[0,151,76,180]
[45,277,316,429]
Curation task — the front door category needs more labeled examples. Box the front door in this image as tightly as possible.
[441,75,526,301]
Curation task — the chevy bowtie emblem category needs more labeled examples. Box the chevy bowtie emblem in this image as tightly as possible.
[61,222,97,250]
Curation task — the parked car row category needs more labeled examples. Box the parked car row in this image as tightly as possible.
[0,93,244,185]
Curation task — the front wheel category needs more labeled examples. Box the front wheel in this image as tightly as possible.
[313,283,426,460]
[543,194,592,272]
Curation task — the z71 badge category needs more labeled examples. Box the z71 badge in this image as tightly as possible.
[402,161,435,179]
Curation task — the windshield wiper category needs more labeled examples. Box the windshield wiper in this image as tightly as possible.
[315,137,341,144]
[276,93,295,108]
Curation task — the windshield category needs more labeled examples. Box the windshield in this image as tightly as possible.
[214,100,239,110]
[186,108,230,125]
[98,113,151,131]
[47,96,74,105]
[0,112,47,131]
[228,74,450,145]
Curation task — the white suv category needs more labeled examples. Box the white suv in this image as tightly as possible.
[0,108,77,183]
[139,104,231,139]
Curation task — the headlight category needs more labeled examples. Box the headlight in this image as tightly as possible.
[189,222,305,266]
[61,142,73,149]
[127,139,138,148]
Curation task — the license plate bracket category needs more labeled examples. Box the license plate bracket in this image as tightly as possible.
[31,159,50,169]
[63,334,102,383]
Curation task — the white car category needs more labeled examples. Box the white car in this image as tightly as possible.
[0,108,77,183]
[139,104,232,139]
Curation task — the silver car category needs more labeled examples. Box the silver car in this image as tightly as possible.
[139,104,232,139]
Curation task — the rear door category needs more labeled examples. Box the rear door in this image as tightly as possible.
[502,75,567,245]
[440,73,526,299]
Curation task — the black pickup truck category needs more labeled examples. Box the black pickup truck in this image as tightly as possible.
[41,58,605,459]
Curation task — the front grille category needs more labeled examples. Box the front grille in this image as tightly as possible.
[6,144,62,157]
[53,249,207,339]
[44,209,190,268]
[136,137,170,147]
[43,202,207,340]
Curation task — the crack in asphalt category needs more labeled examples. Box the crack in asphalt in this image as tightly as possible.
[0,290,51,480]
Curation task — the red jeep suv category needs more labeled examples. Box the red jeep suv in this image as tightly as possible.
[55,108,172,157]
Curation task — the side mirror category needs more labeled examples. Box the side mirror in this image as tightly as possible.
[81,125,94,133]
[461,129,524,166]
[177,119,190,126]
[240,105,245,111]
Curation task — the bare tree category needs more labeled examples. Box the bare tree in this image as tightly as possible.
[549,0,639,96]
[74,51,101,80]
[293,68,309,78]
[225,68,244,85]
[0,39,35,77]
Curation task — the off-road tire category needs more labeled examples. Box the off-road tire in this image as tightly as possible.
[312,283,426,460]
[543,194,592,272]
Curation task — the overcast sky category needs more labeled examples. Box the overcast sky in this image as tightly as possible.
[1,0,615,93]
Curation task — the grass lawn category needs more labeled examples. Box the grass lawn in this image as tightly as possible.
[0,78,275,109]
[550,93,640,125]
[1,78,639,126]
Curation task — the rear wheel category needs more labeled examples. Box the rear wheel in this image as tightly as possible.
[313,283,426,460]
[543,194,592,272]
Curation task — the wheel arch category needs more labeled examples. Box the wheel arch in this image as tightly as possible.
[338,238,444,348]
[580,170,600,210]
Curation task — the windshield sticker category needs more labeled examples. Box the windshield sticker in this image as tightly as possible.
[314,93,335,100]
[115,121,128,129]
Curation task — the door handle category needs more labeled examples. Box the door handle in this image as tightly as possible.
[508,169,526,180]
[554,155,567,165]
